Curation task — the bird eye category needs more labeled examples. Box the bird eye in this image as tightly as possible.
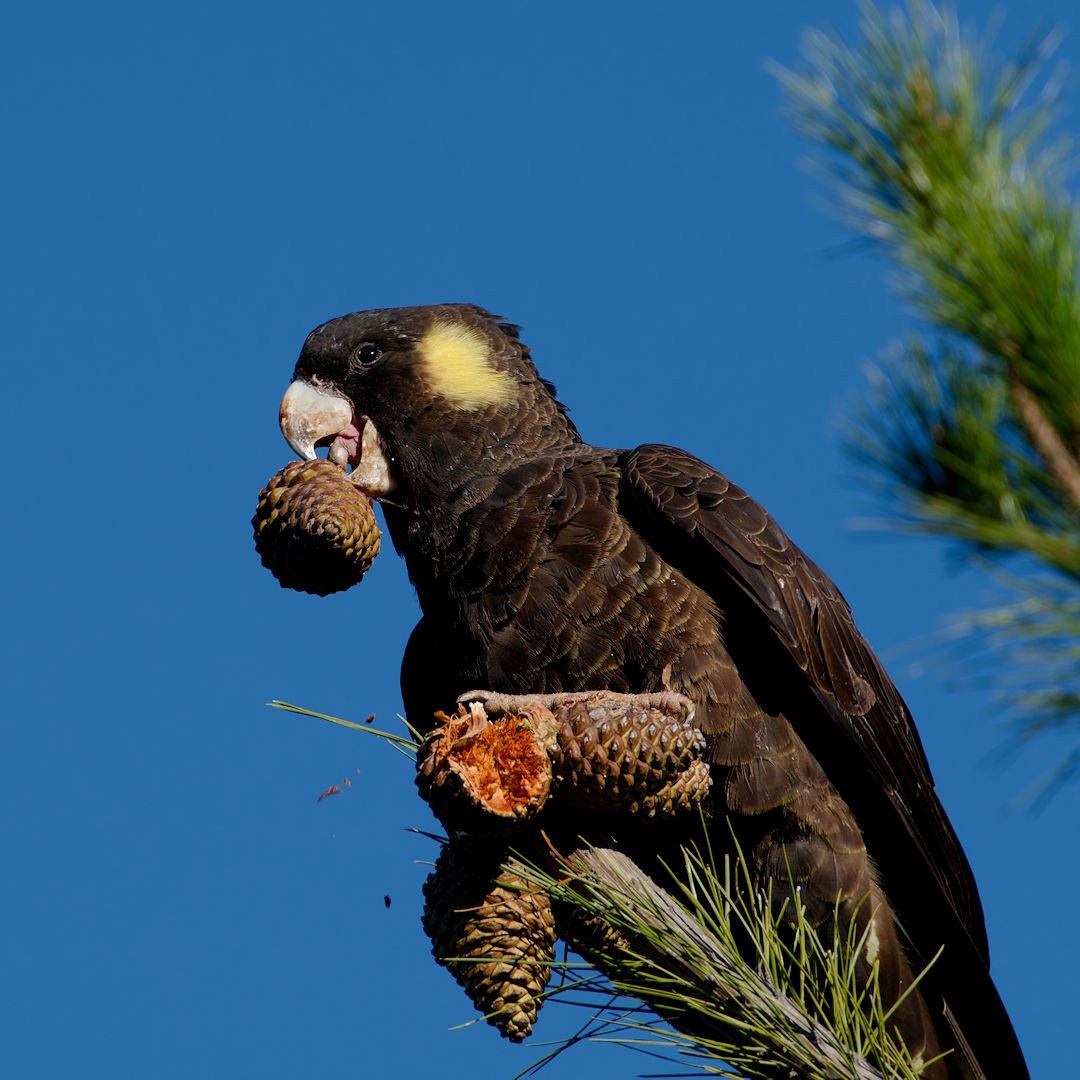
[354,343,382,366]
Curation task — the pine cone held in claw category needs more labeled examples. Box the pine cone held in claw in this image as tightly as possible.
[417,691,712,838]
[252,458,380,596]
[546,692,711,817]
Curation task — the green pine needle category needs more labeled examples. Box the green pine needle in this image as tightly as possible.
[267,699,421,755]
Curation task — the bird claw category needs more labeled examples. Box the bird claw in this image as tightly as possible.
[457,687,696,725]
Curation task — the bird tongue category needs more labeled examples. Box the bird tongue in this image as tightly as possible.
[318,415,396,498]
[320,420,363,469]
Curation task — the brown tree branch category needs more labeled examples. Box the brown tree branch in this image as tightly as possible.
[1007,371,1080,514]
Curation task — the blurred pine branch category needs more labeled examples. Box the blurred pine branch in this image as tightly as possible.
[777,1,1080,785]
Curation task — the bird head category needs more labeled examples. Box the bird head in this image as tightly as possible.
[279,304,577,509]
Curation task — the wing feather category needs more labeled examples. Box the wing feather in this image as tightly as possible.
[620,443,986,954]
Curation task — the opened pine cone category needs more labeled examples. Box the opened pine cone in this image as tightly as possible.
[418,692,712,834]
[416,702,555,837]
[423,843,555,1042]
[253,458,380,596]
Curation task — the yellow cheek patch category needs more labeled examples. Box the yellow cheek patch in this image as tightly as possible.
[417,320,516,410]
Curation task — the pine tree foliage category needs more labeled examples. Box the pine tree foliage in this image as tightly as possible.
[778,1,1080,783]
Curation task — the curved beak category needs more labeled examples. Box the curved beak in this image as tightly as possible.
[279,380,352,460]
[278,379,397,498]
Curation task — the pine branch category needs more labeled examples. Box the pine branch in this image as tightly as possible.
[527,842,931,1080]
[779,0,1080,774]
[843,340,1080,577]
[1007,371,1080,512]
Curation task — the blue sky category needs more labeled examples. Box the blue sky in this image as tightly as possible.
[4,2,1078,1077]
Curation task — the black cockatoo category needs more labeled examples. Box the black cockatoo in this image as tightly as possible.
[276,303,1027,1079]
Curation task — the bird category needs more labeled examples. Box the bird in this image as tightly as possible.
[277,302,1028,1079]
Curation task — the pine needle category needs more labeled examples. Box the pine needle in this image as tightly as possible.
[267,699,420,755]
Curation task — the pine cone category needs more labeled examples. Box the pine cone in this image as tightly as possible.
[422,843,555,1042]
[549,695,710,817]
[253,458,380,596]
[421,693,713,828]
[416,703,553,836]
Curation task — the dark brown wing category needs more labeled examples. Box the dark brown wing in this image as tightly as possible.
[621,443,1027,1078]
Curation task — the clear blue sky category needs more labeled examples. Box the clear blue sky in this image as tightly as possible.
[4,2,1077,1077]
